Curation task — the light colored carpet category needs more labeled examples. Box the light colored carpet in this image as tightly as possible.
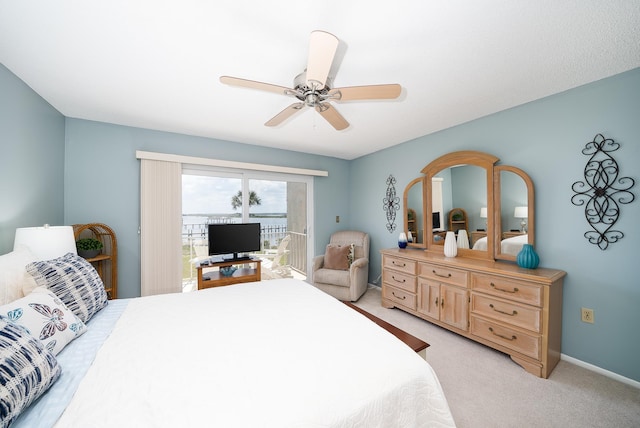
[354,286,640,428]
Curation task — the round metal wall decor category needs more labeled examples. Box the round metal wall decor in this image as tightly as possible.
[571,133,635,250]
[383,174,400,233]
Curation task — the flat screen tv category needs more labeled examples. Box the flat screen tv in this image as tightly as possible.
[208,223,261,261]
[432,212,441,230]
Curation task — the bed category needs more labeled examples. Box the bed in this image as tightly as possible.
[472,234,528,256]
[1,250,455,428]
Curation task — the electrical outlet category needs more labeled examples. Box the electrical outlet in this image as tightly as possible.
[581,307,594,324]
[336,215,340,223]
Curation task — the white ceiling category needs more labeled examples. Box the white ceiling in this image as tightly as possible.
[1,1,639,160]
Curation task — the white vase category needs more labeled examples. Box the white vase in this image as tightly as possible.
[456,229,469,249]
[444,231,457,257]
[398,232,408,249]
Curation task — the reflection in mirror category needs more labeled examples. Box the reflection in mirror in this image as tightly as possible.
[438,165,488,251]
[422,150,498,260]
[501,172,528,232]
[495,166,535,261]
[404,177,425,248]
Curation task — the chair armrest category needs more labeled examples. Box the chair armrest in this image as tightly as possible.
[349,258,369,288]
[350,257,368,270]
[312,254,325,272]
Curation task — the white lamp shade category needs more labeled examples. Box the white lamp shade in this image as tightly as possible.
[13,225,77,261]
[480,207,488,218]
[514,206,528,219]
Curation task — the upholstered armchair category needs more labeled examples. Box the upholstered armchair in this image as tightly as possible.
[312,230,370,302]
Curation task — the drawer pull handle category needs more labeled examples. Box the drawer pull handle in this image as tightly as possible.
[392,261,406,267]
[490,282,519,293]
[392,275,406,283]
[435,297,439,306]
[489,304,517,316]
[441,298,444,308]
[392,292,406,300]
[489,327,516,341]
[432,270,452,279]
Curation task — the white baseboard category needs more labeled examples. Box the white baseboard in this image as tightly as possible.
[366,284,639,388]
[561,354,640,389]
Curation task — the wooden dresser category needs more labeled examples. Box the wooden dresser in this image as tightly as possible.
[381,248,565,378]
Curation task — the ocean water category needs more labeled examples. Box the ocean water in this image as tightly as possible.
[182,215,288,245]
[183,215,286,228]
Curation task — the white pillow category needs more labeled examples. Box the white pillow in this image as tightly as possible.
[0,245,38,305]
[0,287,87,355]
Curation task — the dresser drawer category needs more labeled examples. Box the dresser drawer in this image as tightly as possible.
[419,262,468,288]
[470,315,541,360]
[383,255,417,275]
[383,269,416,293]
[471,273,542,306]
[382,285,417,310]
[471,294,541,333]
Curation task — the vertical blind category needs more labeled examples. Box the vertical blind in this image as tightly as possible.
[140,159,182,296]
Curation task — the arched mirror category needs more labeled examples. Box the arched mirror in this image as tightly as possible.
[495,165,535,261]
[403,177,426,248]
[421,151,498,259]
[403,150,535,261]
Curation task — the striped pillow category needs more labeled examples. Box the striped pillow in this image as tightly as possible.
[0,316,61,427]
[26,253,108,323]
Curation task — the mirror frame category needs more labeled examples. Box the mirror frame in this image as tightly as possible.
[403,176,427,248]
[421,151,499,260]
[494,165,535,261]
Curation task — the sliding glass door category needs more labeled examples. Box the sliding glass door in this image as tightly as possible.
[248,178,307,280]
[182,167,311,290]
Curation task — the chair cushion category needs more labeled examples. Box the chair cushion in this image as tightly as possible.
[314,268,350,287]
[323,244,351,270]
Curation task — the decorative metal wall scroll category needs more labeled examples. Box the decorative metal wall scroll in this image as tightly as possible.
[383,175,400,233]
[571,133,635,250]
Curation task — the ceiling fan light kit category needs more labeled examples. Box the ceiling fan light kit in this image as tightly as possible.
[220,30,402,130]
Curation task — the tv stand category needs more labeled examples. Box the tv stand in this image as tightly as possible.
[197,258,262,290]
[223,253,251,262]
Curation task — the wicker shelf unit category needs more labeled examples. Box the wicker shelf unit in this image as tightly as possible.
[73,223,117,299]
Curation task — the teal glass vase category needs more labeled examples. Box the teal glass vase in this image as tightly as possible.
[517,244,539,269]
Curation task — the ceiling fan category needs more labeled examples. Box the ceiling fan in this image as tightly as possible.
[220,30,402,131]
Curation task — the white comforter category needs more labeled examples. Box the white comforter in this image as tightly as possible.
[55,279,454,427]
[473,234,528,256]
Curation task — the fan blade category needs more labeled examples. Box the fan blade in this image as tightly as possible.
[306,30,339,89]
[315,103,349,131]
[329,84,402,101]
[220,76,293,96]
[265,103,306,127]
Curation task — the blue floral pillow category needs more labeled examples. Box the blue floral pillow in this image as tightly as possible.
[0,316,61,428]
[0,287,87,355]
[26,253,108,323]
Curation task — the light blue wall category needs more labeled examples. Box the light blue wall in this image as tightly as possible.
[350,68,640,381]
[450,166,486,232]
[1,60,638,382]
[0,64,66,253]
[63,119,349,298]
